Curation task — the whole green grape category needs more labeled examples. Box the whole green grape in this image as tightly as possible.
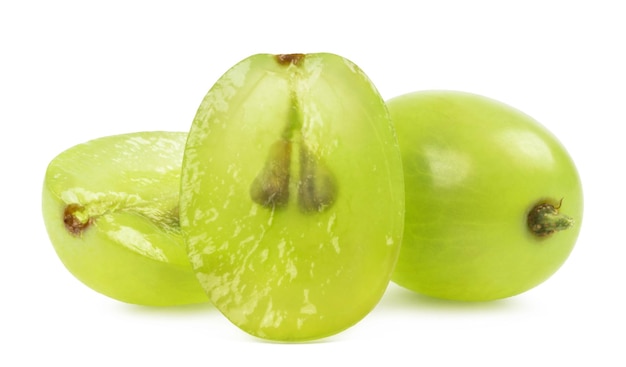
[387,90,583,301]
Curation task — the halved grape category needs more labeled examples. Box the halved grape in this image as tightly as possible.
[180,53,404,341]
[42,132,207,306]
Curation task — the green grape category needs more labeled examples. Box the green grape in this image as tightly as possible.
[42,132,207,306]
[387,90,583,301]
[180,53,405,341]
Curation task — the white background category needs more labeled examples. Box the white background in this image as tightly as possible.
[2,0,624,365]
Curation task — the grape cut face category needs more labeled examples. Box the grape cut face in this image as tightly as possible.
[42,132,207,306]
[180,53,405,341]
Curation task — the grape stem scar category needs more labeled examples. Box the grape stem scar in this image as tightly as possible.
[527,199,574,237]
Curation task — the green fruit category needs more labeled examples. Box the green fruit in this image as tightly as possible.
[180,53,404,341]
[42,132,207,306]
[387,90,583,301]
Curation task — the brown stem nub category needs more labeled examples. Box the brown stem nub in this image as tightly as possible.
[275,54,306,66]
[527,200,574,237]
[63,204,92,236]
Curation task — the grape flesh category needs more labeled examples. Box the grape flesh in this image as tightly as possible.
[180,53,405,340]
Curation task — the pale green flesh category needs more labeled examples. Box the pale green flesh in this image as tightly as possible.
[181,54,404,340]
[42,132,207,306]
[388,90,583,301]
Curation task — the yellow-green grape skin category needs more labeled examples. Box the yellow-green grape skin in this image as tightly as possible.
[388,90,583,301]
